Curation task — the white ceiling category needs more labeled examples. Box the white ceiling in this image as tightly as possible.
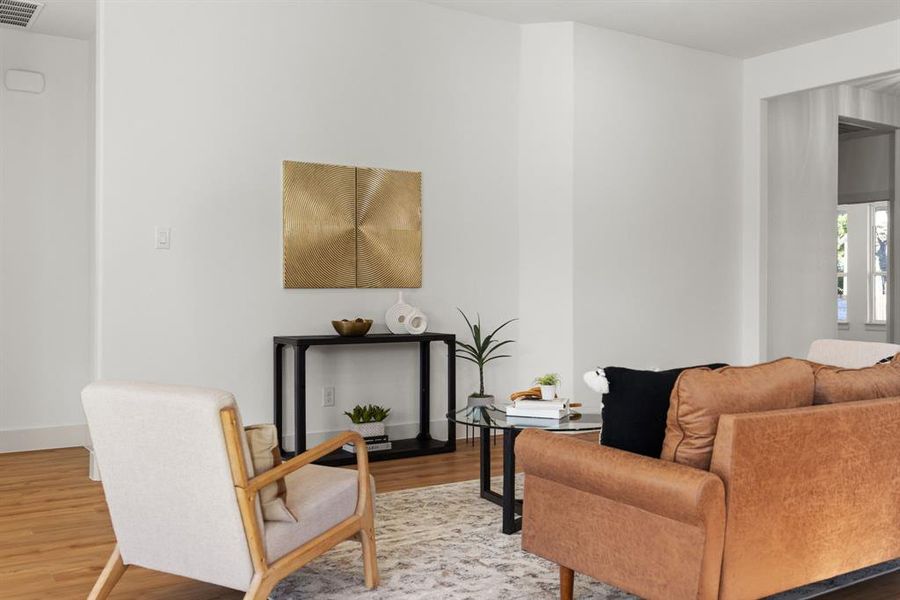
[14,1,900,56]
[425,0,900,58]
[20,0,95,40]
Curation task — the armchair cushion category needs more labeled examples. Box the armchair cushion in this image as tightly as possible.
[813,353,900,404]
[661,358,814,469]
[264,464,371,561]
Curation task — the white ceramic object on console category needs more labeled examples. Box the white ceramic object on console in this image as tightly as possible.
[540,384,557,400]
[404,308,428,335]
[385,291,414,334]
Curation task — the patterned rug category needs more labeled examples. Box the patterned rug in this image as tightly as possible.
[270,477,899,599]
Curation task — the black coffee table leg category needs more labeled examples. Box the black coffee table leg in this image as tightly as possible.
[478,426,522,534]
[502,429,522,534]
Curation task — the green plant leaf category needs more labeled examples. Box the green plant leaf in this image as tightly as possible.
[483,354,512,364]
[483,339,515,358]
[457,307,475,335]
[456,355,480,365]
[455,342,479,356]
[481,318,518,349]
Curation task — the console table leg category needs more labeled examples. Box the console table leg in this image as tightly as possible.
[446,339,456,451]
[274,343,285,457]
[418,341,431,442]
[293,345,307,456]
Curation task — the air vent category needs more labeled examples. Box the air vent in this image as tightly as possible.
[838,120,874,136]
[0,0,43,29]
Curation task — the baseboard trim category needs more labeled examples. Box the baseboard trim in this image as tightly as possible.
[0,424,89,453]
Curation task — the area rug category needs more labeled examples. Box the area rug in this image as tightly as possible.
[270,476,899,599]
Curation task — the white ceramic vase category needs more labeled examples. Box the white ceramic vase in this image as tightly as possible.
[540,384,557,400]
[404,308,428,334]
[385,291,414,334]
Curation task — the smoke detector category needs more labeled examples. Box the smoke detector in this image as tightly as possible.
[0,0,43,29]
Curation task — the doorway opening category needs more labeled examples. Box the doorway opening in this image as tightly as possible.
[836,118,896,342]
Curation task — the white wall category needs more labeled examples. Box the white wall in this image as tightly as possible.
[96,0,520,446]
[516,23,742,405]
[741,19,900,363]
[765,88,838,359]
[0,30,93,452]
[517,23,575,398]
[8,4,898,451]
[572,25,741,400]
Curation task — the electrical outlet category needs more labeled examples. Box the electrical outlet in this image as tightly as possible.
[322,386,335,407]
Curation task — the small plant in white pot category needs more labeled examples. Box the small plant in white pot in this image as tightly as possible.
[534,373,561,400]
[344,404,391,438]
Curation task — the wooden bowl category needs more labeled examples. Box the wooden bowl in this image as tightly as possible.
[332,318,373,337]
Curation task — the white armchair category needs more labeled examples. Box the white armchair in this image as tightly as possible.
[82,381,378,599]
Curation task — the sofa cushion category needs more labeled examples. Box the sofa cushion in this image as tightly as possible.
[661,358,814,470]
[813,353,900,404]
[600,364,727,458]
[244,424,296,522]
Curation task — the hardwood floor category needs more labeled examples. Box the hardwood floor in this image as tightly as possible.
[1,435,897,599]
[0,433,517,600]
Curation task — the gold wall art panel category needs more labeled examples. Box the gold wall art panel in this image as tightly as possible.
[356,167,422,288]
[282,161,422,289]
[283,162,357,288]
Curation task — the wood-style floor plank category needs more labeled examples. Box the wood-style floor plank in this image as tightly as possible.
[1,436,897,599]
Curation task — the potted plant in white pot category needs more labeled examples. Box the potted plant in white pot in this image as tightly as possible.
[344,404,391,438]
[534,373,561,400]
[457,308,517,407]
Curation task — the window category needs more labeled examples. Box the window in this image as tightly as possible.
[837,210,847,323]
[869,202,889,324]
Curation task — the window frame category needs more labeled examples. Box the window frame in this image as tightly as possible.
[867,201,889,327]
[837,208,848,325]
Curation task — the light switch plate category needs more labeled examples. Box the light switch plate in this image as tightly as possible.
[155,227,171,250]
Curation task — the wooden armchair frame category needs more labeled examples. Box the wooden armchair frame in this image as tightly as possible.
[88,407,378,600]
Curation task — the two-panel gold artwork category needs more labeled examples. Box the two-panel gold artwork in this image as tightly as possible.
[282,161,422,289]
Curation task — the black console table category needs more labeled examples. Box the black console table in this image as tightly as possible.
[273,333,456,466]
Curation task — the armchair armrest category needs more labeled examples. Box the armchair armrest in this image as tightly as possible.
[517,429,723,526]
[248,431,368,493]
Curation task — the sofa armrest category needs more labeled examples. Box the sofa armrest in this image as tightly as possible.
[517,429,724,526]
[516,429,726,600]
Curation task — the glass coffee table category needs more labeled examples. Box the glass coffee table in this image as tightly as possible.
[447,405,603,534]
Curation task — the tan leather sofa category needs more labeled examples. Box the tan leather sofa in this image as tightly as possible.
[518,396,900,600]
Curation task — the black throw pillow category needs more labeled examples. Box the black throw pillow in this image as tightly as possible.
[600,363,727,458]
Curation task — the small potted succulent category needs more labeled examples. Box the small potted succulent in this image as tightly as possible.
[457,308,517,407]
[344,404,391,438]
[534,373,561,400]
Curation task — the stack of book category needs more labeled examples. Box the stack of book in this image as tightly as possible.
[342,434,392,454]
[505,399,570,420]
